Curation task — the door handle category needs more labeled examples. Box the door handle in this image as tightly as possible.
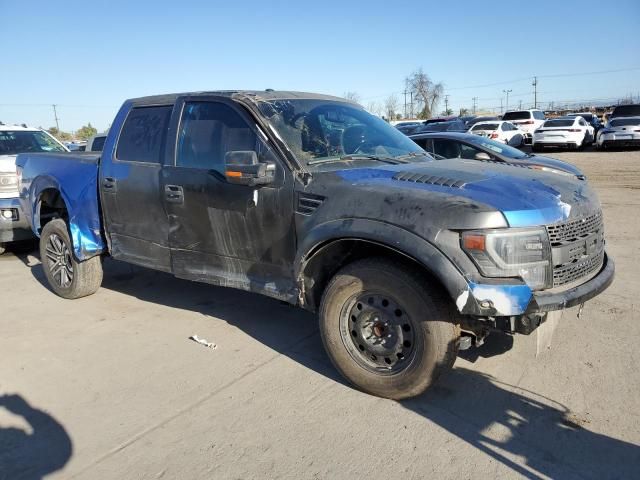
[103,177,117,192]
[164,185,184,204]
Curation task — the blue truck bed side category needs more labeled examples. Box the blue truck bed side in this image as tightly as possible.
[18,152,105,259]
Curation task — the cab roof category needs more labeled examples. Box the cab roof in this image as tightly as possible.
[0,123,41,132]
[127,90,353,107]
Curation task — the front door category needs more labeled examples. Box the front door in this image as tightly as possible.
[100,104,173,271]
[162,97,297,301]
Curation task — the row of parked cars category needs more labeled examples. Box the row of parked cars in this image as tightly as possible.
[396,104,640,151]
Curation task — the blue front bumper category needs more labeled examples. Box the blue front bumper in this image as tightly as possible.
[0,197,34,244]
[458,252,615,317]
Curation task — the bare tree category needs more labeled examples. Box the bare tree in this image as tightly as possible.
[366,101,383,117]
[405,68,444,119]
[384,94,399,121]
[343,91,361,104]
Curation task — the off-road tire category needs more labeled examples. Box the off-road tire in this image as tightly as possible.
[319,257,460,400]
[40,218,103,299]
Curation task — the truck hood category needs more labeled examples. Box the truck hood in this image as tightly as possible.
[328,158,600,228]
[0,154,17,173]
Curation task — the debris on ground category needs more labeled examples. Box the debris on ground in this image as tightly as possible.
[189,334,217,349]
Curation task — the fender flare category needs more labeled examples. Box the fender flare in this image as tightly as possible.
[295,218,469,308]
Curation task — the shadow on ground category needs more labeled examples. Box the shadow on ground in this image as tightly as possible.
[0,394,72,480]
[20,255,640,479]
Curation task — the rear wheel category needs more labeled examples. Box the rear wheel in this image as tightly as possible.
[40,218,103,299]
[319,258,460,400]
[0,243,5,255]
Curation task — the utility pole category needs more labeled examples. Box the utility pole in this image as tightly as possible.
[52,104,60,131]
[518,100,522,109]
[444,95,450,115]
[503,89,512,111]
[403,90,408,119]
[410,92,414,118]
[532,76,538,109]
[500,98,503,114]
[472,97,478,114]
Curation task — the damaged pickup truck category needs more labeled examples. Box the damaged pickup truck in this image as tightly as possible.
[17,91,614,399]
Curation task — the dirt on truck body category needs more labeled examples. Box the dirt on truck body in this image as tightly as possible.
[16,90,614,399]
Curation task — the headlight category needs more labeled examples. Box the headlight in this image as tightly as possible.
[461,228,552,290]
[0,173,19,193]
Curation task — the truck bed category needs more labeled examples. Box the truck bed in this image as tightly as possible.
[17,152,105,259]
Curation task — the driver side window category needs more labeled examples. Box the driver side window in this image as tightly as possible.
[177,101,257,172]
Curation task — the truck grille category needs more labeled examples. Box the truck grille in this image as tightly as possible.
[552,250,604,287]
[547,211,605,287]
[547,211,602,246]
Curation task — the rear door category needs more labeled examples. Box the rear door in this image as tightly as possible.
[161,96,297,300]
[100,104,173,271]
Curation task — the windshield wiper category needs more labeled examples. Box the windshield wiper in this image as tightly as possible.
[308,154,403,166]
[394,151,431,161]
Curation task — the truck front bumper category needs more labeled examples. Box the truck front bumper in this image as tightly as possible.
[526,252,615,313]
[0,197,34,244]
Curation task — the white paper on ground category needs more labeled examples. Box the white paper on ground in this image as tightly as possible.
[189,334,217,349]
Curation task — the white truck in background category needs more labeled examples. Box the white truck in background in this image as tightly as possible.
[0,123,68,254]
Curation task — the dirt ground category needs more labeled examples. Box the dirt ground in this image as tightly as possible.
[1,147,639,479]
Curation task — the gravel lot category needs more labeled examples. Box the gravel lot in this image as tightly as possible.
[1,147,639,479]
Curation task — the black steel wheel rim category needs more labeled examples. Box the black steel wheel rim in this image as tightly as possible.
[45,233,73,288]
[339,292,417,375]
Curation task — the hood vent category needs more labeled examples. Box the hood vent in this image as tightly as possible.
[393,171,466,188]
[479,159,532,170]
[296,192,325,215]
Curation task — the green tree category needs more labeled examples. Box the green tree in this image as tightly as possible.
[75,123,97,141]
[47,127,73,142]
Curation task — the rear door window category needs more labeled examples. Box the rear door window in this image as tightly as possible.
[117,106,172,163]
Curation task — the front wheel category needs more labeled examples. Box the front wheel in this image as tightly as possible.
[40,218,103,299]
[319,258,460,399]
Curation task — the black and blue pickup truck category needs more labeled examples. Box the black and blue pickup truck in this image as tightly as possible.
[17,91,614,399]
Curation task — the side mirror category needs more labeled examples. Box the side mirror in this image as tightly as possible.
[224,151,275,186]
[474,152,491,161]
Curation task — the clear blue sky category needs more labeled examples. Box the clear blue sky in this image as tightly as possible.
[1,0,639,131]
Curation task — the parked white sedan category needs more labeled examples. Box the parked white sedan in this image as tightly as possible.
[468,121,525,146]
[596,116,640,149]
[532,116,593,151]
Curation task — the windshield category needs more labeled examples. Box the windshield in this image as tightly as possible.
[256,99,427,169]
[472,123,498,131]
[0,130,67,155]
[610,118,640,127]
[543,119,575,127]
[466,135,527,159]
[502,111,531,121]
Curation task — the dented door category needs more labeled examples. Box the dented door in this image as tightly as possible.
[162,97,297,301]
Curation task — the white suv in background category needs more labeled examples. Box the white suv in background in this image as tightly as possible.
[0,123,68,254]
[501,109,546,144]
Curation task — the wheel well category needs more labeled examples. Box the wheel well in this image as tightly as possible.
[38,189,68,233]
[300,238,443,311]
